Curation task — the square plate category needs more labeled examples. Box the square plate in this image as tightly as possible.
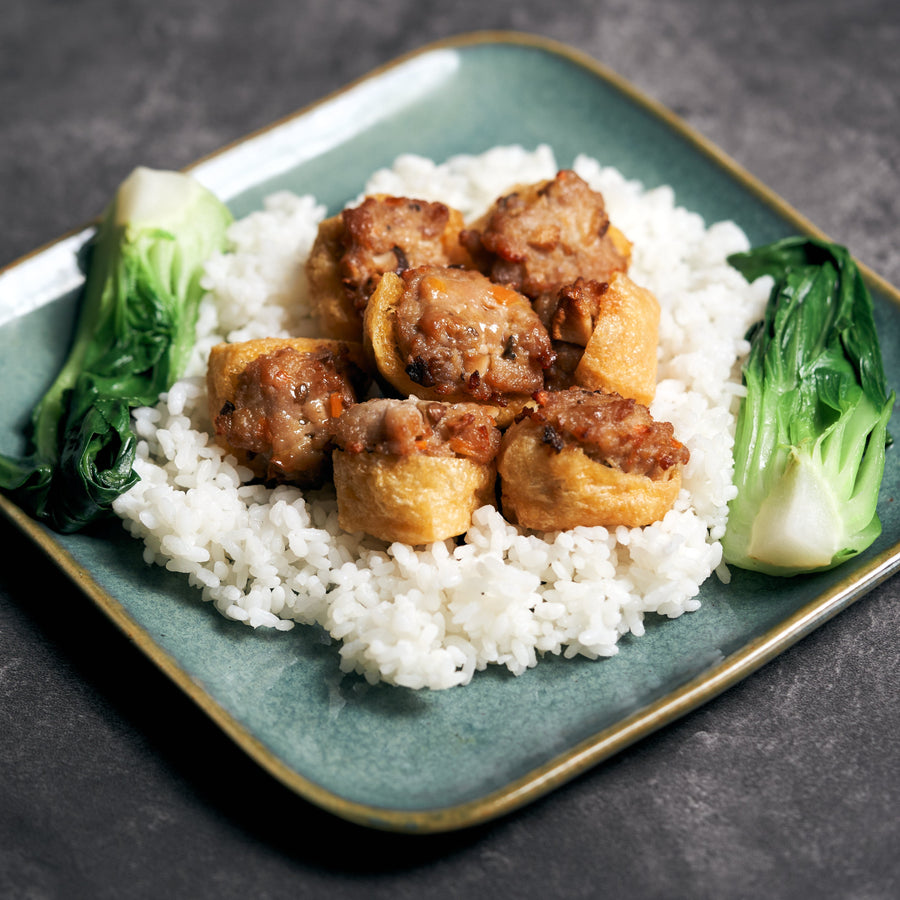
[2,32,899,833]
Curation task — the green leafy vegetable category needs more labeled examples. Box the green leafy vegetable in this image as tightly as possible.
[722,236,894,576]
[0,167,232,532]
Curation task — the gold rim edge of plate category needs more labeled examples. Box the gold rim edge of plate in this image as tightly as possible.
[3,30,900,834]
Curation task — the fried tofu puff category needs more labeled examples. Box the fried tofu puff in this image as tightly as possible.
[364,265,555,425]
[460,169,631,307]
[207,337,371,486]
[543,273,660,406]
[332,398,501,544]
[305,195,471,341]
[498,388,689,530]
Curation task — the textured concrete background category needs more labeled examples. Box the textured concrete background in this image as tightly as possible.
[1,1,899,898]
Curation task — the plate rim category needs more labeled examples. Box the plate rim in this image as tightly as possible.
[2,29,900,834]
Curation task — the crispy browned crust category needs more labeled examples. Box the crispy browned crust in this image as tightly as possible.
[305,214,363,341]
[607,224,633,266]
[497,424,682,530]
[332,450,496,544]
[573,272,660,406]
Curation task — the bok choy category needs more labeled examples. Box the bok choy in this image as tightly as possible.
[0,167,232,532]
[722,237,894,576]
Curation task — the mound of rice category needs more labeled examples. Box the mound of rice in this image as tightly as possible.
[112,145,771,690]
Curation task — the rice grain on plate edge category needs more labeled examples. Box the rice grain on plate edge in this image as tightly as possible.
[112,145,771,690]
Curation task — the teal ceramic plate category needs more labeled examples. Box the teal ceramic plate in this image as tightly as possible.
[2,32,899,833]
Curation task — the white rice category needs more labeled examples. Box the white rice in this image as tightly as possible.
[112,145,771,690]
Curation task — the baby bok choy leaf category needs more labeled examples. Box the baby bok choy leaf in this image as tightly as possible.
[722,237,894,576]
[0,167,232,532]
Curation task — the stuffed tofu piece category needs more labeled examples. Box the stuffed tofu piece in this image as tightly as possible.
[364,265,555,425]
[544,273,660,406]
[207,337,370,486]
[305,194,471,341]
[460,169,631,309]
[332,398,501,544]
[498,388,689,531]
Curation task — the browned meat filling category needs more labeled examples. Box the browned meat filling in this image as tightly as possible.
[333,398,500,466]
[542,341,584,391]
[518,388,690,479]
[393,265,555,404]
[460,170,629,303]
[214,346,365,485]
[340,195,467,313]
[546,277,609,345]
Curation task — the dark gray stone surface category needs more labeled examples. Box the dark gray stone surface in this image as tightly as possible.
[1,1,898,897]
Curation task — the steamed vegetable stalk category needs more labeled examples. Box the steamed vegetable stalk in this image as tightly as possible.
[722,237,894,576]
[0,167,232,532]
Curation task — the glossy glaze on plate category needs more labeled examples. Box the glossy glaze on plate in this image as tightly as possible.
[1,32,899,833]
